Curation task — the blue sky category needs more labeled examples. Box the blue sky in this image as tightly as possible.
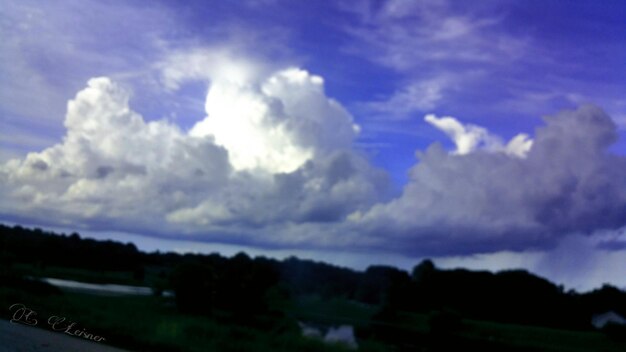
[1,0,626,291]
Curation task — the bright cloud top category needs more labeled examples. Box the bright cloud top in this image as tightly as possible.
[425,114,533,157]
[190,67,359,173]
[158,49,359,174]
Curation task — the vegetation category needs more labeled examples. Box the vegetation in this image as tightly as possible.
[2,223,626,351]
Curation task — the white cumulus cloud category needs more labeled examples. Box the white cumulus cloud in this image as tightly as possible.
[0,59,387,246]
[425,113,533,157]
[190,67,359,173]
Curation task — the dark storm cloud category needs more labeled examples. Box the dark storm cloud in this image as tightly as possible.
[358,105,626,256]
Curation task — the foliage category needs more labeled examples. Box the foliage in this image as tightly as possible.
[3,223,626,351]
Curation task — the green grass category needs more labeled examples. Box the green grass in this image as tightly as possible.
[0,281,352,352]
[3,272,626,352]
[284,298,626,352]
[387,310,626,352]
[461,318,626,352]
[283,295,376,327]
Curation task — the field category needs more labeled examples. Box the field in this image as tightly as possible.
[3,273,626,351]
[1,279,352,352]
[2,226,625,352]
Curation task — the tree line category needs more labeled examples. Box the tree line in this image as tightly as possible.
[2,223,625,333]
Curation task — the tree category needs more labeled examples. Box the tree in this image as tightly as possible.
[171,262,217,315]
[412,259,435,284]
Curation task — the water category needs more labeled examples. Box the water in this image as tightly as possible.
[40,277,173,297]
[298,322,358,349]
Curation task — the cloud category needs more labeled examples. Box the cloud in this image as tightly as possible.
[434,232,626,292]
[336,0,532,122]
[364,77,448,118]
[157,48,270,91]
[425,114,533,157]
[341,0,625,130]
[0,0,300,163]
[0,0,186,164]
[0,77,232,229]
[341,0,529,71]
[157,49,360,174]
[0,59,387,247]
[1,46,625,259]
[354,105,626,256]
[190,67,359,173]
[534,232,626,291]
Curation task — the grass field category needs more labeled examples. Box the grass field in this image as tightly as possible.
[1,280,355,352]
[3,273,626,351]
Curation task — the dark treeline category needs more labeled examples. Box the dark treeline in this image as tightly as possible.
[2,223,625,332]
[0,224,143,273]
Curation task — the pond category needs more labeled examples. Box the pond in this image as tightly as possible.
[298,321,358,349]
[40,277,173,297]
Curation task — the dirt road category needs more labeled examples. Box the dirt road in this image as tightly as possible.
[0,320,130,352]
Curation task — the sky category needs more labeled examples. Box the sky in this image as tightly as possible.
[1,0,626,291]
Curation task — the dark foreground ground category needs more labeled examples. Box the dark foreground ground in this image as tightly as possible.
[0,320,129,352]
[2,224,626,351]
